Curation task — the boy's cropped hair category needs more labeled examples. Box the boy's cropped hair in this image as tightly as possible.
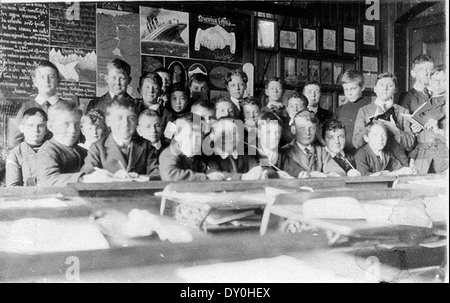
[322,119,346,139]
[257,111,283,127]
[20,107,48,125]
[225,70,248,85]
[192,99,216,112]
[292,109,320,125]
[139,72,162,89]
[302,81,322,90]
[189,73,211,87]
[105,99,138,117]
[412,54,435,68]
[154,67,171,74]
[363,120,388,137]
[81,109,106,127]
[32,60,62,80]
[107,58,131,79]
[48,100,82,121]
[171,82,190,95]
[431,65,446,76]
[264,77,283,89]
[288,92,309,106]
[139,109,161,121]
[341,70,365,86]
[213,96,233,105]
[376,72,398,86]
[242,96,261,107]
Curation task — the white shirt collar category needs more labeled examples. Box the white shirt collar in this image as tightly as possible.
[325,147,345,159]
[230,97,241,109]
[35,94,60,106]
[374,98,394,109]
[153,141,162,151]
[297,142,312,153]
[308,107,318,114]
[113,135,132,148]
[148,103,161,111]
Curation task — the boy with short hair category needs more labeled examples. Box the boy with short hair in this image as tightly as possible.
[36,101,88,187]
[353,73,415,166]
[9,60,62,150]
[154,67,172,97]
[86,58,136,114]
[161,83,191,142]
[302,81,334,124]
[278,109,336,179]
[79,109,107,151]
[189,73,211,100]
[262,78,285,116]
[190,99,216,138]
[6,108,49,187]
[282,92,309,146]
[242,97,262,129]
[215,97,236,119]
[225,70,248,119]
[137,109,166,153]
[355,121,416,176]
[137,72,164,115]
[399,54,435,113]
[206,117,265,181]
[159,114,213,182]
[335,70,371,154]
[322,119,361,177]
[82,100,161,180]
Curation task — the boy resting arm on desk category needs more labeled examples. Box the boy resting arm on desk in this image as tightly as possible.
[81,100,161,181]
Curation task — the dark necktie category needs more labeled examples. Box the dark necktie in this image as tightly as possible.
[42,101,51,113]
[377,154,384,167]
[119,144,130,161]
[304,148,313,167]
[335,154,352,173]
[423,88,431,99]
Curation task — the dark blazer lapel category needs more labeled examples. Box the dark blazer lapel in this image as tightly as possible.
[105,134,127,171]
[365,145,382,172]
[128,139,145,171]
[290,143,308,171]
[383,152,392,171]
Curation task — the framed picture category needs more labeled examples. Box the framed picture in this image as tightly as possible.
[297,58,309,83]
[343,41,356,55]
[333,62,344,85]
[256,51,278,85]
[283,56,299,87]
[280,30,298,50]
[257,19,276,50]
[321,28,337,53]
[321,61,333,85]
[344,62,357,73]
[302,28,318,52]
[343,26,356,41]
[309,60,320,82]
[363,73,378,89]
[361,56,379,73]
[362,23,379,51]
[320,93,334,112]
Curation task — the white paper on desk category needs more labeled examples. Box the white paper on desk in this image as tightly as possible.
[176,256,354,283]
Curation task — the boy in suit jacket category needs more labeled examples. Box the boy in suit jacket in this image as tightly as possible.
[322,119,361,177]
[86,58,136,114]
[36,101,88,187]
[82,100,160,180]
[355,121,416,176]
[302,81,334,124]
[225,70,248,120]
[206,117,265,181]
[278,109,336,179]
[6,108,49,187]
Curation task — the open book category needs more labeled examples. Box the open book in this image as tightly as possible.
[400,102,445,127]
[368,107,397,123]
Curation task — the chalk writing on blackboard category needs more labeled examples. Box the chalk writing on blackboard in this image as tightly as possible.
[0,3,49,98]
[49,2,96,49]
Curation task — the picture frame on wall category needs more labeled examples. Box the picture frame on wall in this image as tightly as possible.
[321,28,337,53]
[343,25,357,56]
[321,61,333,85]
[343,26,356,41]
[256,51,278,85]
[344,62,357,73]
[363,73,378,89]
[333,62,344,85]
[297,58,309,83]
[320,92,334,112]
[362,23,379,51]
[309,60,320,82]
[283,56,299,87]
[280,30,298,50]
[361,55,379,73]
[301,28,318,52]
[257,18,276,50]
